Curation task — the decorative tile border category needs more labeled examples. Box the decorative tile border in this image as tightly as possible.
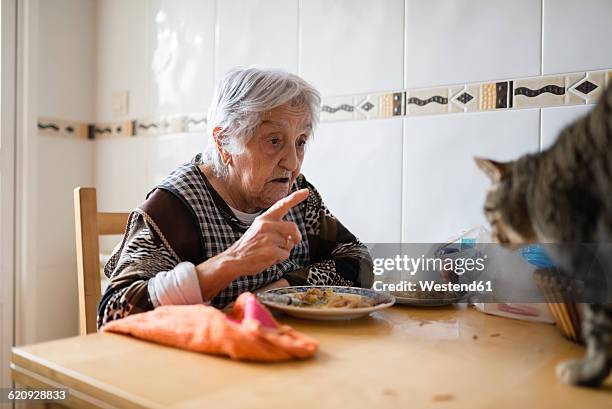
[39,69,611,139]
[320,68,611,122]
[37,113,207,140]
[37,118,93,139]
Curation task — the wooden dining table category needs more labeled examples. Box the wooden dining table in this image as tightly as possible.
[11,304,612,409]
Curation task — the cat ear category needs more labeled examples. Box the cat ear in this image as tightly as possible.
[474,157,509,182]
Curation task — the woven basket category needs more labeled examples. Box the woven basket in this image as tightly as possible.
[533,268,584,344]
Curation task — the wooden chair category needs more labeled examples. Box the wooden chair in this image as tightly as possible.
[74,187,129,335]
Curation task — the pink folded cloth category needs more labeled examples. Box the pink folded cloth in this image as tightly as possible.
[102,292,319,362]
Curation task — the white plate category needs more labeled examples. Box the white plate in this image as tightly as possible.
[259,286,395,320]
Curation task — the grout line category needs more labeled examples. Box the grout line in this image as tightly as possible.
[403,0,408,91]
[539,108,543,152]
[297,0,302,75]
[400,0,407,242]
[540,0,544,76]
[145,0,151,119]
[213,0,220,84]
[12,0,19,358]
[144,0,152,192]
[400,118,405,243]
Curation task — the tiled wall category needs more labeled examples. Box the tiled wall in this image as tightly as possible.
[89,0,612,244]
[35,1,612,340]
[34,0,97,342]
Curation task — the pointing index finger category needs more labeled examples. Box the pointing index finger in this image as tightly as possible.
[262,188,309,220]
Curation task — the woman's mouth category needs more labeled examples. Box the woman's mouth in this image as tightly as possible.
[270,177,290,184]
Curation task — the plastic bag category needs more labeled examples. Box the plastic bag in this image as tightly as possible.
[472,302,554,323]
[439,226,554,324]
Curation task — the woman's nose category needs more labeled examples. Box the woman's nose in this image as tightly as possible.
[280,145,299,172]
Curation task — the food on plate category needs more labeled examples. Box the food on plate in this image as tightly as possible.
[293,288,376,309]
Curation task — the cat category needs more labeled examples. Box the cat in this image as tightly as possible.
[475,83,612,387]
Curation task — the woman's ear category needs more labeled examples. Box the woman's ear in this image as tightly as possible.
[213,127,232,166]
[474,157,510,182]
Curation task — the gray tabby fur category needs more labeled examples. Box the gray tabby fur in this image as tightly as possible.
[475,84,612,387]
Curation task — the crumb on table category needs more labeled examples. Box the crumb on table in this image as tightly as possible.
[432,393,454,402]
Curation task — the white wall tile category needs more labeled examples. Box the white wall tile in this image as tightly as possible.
[149,0,215,116]
[300,0,404,96]
[405,0,541,89]
[38,0,96,121]
[37,137,94,268]
[96,132,206,253]
[540,105,594,150]
[99,235,124,256]
[216,0,299,79]
[146,132,207,187]
[402,110,540,243]
[34,137,91,339]
[96,0,150,122]
[35,265,78,341]
[301,119,403,243]
[94,138,150,212]
[543,0,612,74]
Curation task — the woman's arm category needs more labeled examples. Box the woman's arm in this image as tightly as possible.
[98,209,240,328]
[98,211,183,328]
[98,211,243,327]
[99,190,310,328]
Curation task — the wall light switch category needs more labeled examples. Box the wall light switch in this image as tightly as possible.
[112,91,129,116]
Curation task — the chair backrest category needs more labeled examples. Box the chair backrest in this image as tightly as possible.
[74,187,129,335]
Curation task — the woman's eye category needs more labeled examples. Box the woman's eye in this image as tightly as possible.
[269,137,281,146]
[297,135,309,147]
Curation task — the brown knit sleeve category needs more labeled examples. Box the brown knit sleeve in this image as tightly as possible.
[139,188,204,265]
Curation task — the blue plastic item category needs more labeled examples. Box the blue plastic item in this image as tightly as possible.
[460,238,476,250]
[519,245,556,268]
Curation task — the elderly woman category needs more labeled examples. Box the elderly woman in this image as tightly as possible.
[98,67,374,328]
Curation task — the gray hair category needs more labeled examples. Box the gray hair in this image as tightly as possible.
[203,67,321,178]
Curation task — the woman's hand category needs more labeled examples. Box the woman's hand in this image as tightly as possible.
[194,189,308,301]
[223,188,309,276]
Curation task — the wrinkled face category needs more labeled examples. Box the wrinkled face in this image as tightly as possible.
[227,103,312,211]
[475,157,537,247]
